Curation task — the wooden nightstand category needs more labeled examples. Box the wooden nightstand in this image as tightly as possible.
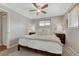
[55,33,65,44]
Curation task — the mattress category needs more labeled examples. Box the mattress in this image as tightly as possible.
[19,37,63,54]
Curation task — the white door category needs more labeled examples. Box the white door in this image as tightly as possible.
[2,14,7,45]
[0,15,2,45]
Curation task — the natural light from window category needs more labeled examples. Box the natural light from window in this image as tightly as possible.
[39,21,50,26]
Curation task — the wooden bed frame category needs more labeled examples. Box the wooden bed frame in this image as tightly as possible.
[17,33,65,56]
[18,44,62,56]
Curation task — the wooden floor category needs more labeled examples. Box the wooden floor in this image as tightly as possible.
[0,45,7,52]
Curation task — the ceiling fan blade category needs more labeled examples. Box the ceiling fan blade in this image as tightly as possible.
[41,4,48,9]
[32,3,38,8]
[29,10,36,11]
[41,11,47,14]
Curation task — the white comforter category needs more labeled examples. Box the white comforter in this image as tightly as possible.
[21,34,63,46]
[19,34,63,54]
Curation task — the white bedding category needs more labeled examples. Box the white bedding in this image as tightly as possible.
[19,34,63,54]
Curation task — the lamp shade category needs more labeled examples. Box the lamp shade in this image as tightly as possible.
[56,24,64,33]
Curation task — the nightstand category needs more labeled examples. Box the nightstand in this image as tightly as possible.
[55,33,65,44]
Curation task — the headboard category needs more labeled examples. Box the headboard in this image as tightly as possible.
[55,33,65,44]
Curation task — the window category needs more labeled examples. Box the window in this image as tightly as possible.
[39,20,51,26]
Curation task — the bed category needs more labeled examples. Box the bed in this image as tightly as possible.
[18,33,65,56]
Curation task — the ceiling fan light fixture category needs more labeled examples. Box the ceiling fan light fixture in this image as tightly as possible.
[30,3,48,15]
[37,9,41,12]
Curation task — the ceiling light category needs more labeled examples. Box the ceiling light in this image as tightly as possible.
[37,9,41,12]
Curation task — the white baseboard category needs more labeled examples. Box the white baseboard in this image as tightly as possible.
[7,43,18,48]
[64,47,78,56]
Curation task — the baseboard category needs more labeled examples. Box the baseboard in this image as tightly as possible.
[64,47,78,56]
[7,43,18,48]
[7,39,18,48]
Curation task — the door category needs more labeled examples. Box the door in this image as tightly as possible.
[2,14,7,45]
[0,15,2,45]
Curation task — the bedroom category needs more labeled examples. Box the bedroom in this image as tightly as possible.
[0,3,79,56]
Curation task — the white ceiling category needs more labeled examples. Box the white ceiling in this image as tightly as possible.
[1,3,75,19]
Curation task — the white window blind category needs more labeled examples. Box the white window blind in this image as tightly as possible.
[39,20,50,26]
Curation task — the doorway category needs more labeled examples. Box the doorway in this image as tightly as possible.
[0,12,7,51]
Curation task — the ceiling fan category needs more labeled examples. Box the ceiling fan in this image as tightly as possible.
[29,3,48,15]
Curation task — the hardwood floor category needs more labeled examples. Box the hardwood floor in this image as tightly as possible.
[0,45,7,52]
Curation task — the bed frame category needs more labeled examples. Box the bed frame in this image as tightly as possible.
[17,33,65,56]
[18,44,61,56]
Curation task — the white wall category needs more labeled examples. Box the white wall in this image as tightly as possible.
[63,4,79,56]
[31,16,65,34]
[65,28,79,55]
[0,4,32,48]
[51,16,65,33]
[9,12,32,48]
